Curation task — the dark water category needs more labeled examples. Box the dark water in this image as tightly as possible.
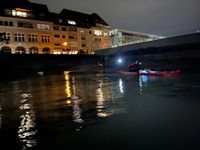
[0,71,200,150]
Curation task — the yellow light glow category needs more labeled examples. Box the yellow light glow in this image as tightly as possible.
[64,71,72,97]
[94,30,102,36]
[63,42,68,46]
[66,100,72,104]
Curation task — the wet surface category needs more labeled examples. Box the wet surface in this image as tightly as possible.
[0,72,200,150]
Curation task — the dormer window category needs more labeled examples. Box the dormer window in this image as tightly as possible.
[68,20,76,25]
[12,10,27,17]
[58,19,62,23]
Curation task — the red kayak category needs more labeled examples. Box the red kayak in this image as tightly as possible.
[116,69,181,76]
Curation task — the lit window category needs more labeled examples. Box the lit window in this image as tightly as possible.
[94,30,102,36]
[104,32,108,36]
[68,20,76,25]
[12,10,27,17]
[54,51,62,55]
[70,42,77,47]
[69,51,78,55]
[36,24,50,30]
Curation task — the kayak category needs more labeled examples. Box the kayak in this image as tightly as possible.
[116,69,181,76]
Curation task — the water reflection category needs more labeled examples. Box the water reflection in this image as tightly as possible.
[71,77,84,126]
[18,93,37,150]
[96,78,112,118]
[64,72,127,123]
[96,74,127,118]
[64,71,72,98]
[139,75,149,94]
[119,78,124,94]
[64,72,84,131]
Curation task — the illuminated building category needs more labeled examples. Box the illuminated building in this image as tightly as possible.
[0,0,110,54]
[109,29,164,47]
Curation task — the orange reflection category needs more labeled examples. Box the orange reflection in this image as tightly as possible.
[64,71,72,98]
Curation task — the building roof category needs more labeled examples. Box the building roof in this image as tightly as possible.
[0,0,109,27]
[55,9,109,28]
[0,0,50,21]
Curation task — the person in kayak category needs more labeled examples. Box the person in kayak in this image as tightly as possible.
[128,60,142,72]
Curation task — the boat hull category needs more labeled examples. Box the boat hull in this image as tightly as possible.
[116,69,181,76]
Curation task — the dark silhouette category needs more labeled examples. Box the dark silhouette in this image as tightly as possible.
[128,60,142,72]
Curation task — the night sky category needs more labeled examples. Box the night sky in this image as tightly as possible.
[30,0,200,37]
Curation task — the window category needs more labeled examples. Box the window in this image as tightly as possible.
[68,27,77,32]
[5,33,11,41]
[14,33,25,42]
[70,42,77,47]
[95,38,101,41]
[1,32,11,41]
[69,35,77,40]
[36,24,50,30]
[104,32,108,36]
[68,20,76,25]
[94,30,102,36]
[54,34,60,38]
[81,37,86,40]
[18,22,33,28]
[62,27,67,31]
[58,19,62,23]
[53,26,59,30]
[4,21,8,26]
[12,10,27,17]
[80,30,85,33]
[9,22,13,26]
[54,43,60,46]
[0,21,13,26]
[41,35,50,43]
[28,34,38,42]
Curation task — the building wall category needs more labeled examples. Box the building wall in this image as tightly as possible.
[0,16,54,54]
[0,18,110,54]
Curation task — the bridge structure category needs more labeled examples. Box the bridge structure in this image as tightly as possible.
[94,32,200,72]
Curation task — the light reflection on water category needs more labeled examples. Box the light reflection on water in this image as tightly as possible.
[18,93,37,150]
[1,72,200,149]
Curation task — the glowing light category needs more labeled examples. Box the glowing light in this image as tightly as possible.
[63,42,68,46]
[119,79,124,93]
[94,30,102,36]
[54,51,62,55]
[12,10,27,17]
[117,57,124,64]
[66,100,72,104]
[64,71,72,97]
[36,24,50,30]
[18,93,37,149]
[68,20,76,25]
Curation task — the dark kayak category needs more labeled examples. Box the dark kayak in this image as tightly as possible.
[116,69,181,76]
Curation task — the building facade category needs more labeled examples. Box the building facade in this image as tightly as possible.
[109,29,164,47]
[0,0,110,54]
